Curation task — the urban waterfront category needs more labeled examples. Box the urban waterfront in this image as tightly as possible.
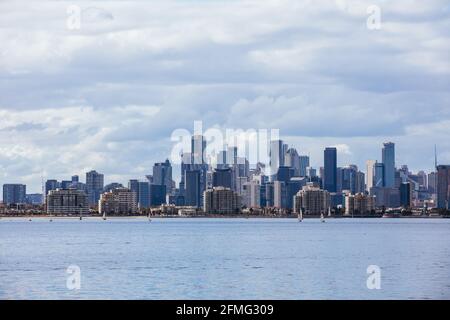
[1,218,449,300]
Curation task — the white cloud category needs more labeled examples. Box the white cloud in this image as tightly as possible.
[0,0,449,193]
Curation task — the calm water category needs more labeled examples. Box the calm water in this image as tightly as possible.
[0,218,449,300]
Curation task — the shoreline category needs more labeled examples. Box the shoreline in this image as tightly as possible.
[1,214,448,219]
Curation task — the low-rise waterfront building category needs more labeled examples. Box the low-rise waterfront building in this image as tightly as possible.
[99,188,137,215]
[47,189,89,215]
[204,187,241,214]
[293,183,331,215]
[344,193,375,216]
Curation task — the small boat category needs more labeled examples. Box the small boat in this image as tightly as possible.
[328,207,332,217]
[148,212,152,222]
[320,212,325,223]
[102,212,107,221]
[298,208,303,222]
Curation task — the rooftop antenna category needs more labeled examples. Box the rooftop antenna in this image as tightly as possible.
[434,144,438,170]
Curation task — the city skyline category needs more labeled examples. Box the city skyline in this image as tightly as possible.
[0,135,445,196]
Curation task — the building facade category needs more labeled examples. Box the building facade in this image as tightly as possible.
[99,188,137,215]
[47,189,89,215]
[437,165,450,209]
[204,187,241,214]
[345,193,375,216]
[3,184,27,205]
[323,147,337,192]
[293,183,331,215]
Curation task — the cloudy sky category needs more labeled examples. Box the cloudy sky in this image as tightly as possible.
[0,0,449,194]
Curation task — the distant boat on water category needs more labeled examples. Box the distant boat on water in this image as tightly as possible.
[321,212,325,223]
[298,209,303,222]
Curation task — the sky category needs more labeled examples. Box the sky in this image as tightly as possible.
[0,0,449,194]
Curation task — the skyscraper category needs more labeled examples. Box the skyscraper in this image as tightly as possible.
[86,170,104,206]
[153,159,173,195]
[373,162,385,188]
[45,179,60,196]
[3,184,26,205]
[284,148,301,176]
[185,170,201,207]
[366,160,377,191]
[299,156,310,177]
[382,142,396,188]
[192,135,206,165]
[212,168,233,189]
[436,165,450,209]
[269,140,284,178]
[323,147,337,192]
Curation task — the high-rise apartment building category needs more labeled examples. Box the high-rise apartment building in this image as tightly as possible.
[86,170,104,206]
[3,184,27,205]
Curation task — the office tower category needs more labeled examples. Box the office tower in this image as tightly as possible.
[284,148,301,176]
[436,165,450,209]
[287,177,308,210]
[373,163,385,187]
[265,182,274,207]
[61,180,72,189]
[227,146,238,166]
[86,170,104,206]
[217,150,228,169]
[2,184,27,205]
[99,188,138,215]
[323,147,337,192]
[417,171,427,188]
[192,135,206,165]
[370,187,400,208]
[150,184,166,206]
[269,140,284,178]
[153,159,173,195]
[293,183,331,215]
[306,167,317,178]
[138,182,150,209]
[128,179,140,199]
[400,182,412,208]
[242,181,261,208]
[344,193,375,216]
[45,180,60,196]
[366,160,377,191]
[185,170,201,207]
[299,156,310,177]
[382,142,396,188]
[340,165,362,194]
[212,168,233,189]
[26,194,43,205]
[71,176,79,183]
[203,187,241,214]
[336,167,343,193]
[273,181,287,209]
[276,166,294,183]
[47,189,89,215]
[356,171,366,194]
[428,172,437,194]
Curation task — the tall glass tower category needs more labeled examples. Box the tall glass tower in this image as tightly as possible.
[323,147,337,192]
[382,142,395,188]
